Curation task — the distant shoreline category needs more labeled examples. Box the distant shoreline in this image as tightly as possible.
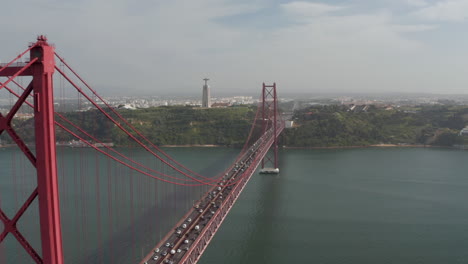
[282,144,457,150]
[160,143,439,149]
[0,143,458,150]
[160,144,221,148]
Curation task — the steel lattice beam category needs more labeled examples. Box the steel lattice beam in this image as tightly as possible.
[0,36,64,264]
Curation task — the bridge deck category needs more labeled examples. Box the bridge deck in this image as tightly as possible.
[140,125,283,264]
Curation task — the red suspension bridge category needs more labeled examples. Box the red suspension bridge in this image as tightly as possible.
[0,37,284,264]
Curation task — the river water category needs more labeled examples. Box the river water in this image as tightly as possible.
[2,147,468,263]
[201,147,468,264]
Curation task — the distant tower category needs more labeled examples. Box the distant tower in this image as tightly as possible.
[202,78,211,108]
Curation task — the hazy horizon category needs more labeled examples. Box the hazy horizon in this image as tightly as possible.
[94,90,468,99]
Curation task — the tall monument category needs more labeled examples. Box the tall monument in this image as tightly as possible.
[202,78,211,108]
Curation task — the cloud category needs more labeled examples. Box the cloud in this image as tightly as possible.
[0,0,264,94]
[275,4,430,52]
[406,0,429,7]
[229,6,440,94]
[414,0,468,21]
[1,0,464,95]
[391,24,437,32]
[281,1,344,19]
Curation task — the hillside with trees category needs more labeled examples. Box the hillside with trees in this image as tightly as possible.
[282,104,468,147]
[55,106,256,147]
[3,104,468,148]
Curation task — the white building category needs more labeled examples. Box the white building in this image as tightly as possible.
[460,126,468,136]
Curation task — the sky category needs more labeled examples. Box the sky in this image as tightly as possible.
[2,0,468,96]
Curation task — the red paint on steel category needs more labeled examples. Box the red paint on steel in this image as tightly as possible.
[31,36,64,264]
[0,36,64,264]
[273,83,278,169]
[0,44,36,75]
[261,83,266,169]
[261,83,280,169]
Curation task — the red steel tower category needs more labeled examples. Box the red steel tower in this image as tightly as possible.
[260,82,280,173]
[0,36,64,264]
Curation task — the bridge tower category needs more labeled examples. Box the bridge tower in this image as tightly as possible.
[0,36,64,264]
[260,83,280,174]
